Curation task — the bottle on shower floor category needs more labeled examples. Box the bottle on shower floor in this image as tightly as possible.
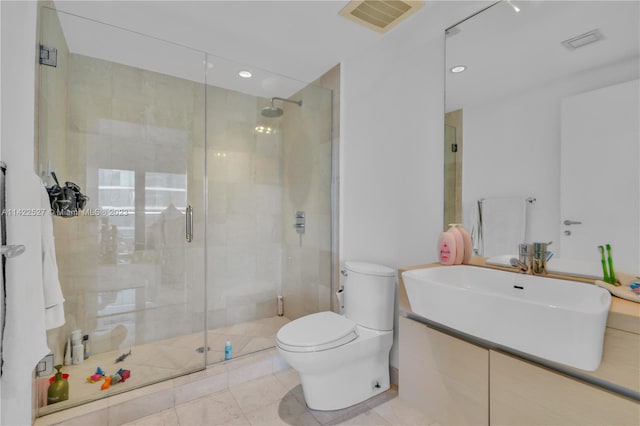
[224,341,232,360]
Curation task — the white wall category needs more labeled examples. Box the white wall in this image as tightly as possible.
[0,0,546,416]
[340,1,490,368]
[462,58,639,247]
[1,1,42,425]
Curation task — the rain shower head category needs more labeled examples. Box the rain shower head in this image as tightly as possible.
[261,97,302,118]
[261,105,284,118]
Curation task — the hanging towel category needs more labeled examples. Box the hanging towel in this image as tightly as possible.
[2,172,50,422]
[41,182,65,329]
[477,197,527,257]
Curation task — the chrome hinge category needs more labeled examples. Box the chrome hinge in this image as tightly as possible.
[39,44,57,67]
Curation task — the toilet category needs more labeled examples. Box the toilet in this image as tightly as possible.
[276,261,396,411]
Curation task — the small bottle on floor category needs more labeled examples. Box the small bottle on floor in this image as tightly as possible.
[224,341,232,360]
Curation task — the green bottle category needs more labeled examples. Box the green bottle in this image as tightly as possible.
[47,365,69,405]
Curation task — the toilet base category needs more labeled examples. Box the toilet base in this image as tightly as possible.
[299,354,390,411]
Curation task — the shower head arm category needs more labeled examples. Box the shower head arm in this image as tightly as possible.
[271,97,303,107]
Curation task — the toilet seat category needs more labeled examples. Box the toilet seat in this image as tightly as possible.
[276,311,358,353]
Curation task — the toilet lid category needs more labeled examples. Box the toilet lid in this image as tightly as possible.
[276,311,358,353]
[345,261,396,277]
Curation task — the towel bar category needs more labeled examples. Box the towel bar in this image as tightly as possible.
[1,245,25,258]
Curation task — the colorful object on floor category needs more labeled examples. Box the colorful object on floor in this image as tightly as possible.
[86,373,103,383]
[87,366,106,383]
[115,349,132,363]
[631,283,640,295]
[110,373,122,384]
[118,368,131,382]
[100,376,112,390]
[88,367,131,389]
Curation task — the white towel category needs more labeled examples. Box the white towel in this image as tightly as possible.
[478,197,527,257]
[41,183,65,329]
[2,172,50,424]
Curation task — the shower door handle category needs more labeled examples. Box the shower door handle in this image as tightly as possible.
[186,205,193,243]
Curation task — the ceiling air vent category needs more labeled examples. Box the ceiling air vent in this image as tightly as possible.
[561,29,604,50]
[339,0,425,33]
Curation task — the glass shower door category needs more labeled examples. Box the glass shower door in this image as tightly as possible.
[204,57,334,363]
[37,6,206,414]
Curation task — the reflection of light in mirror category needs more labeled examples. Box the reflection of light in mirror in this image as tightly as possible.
[238,70,252,78]
[507,0,520,13]
[215,152,227,157]
[450,65,467,73]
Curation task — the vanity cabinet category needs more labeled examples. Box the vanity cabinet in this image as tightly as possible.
[399,316,640,426]
[399,317,489,425]
[490,350,640,425]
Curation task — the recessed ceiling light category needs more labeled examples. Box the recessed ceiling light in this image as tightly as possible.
[238,70,252,78]
[507,0,520,13]
[450,65,467,73]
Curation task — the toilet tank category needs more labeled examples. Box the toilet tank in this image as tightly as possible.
[342,261,396,331]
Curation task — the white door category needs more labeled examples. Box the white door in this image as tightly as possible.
[560,79,639,275]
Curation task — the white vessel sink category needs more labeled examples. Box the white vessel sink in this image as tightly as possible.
[402,265,611,371]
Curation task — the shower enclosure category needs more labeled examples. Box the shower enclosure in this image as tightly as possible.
[36,5,335,415]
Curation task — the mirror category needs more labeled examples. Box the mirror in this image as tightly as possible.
[444,0,640,276]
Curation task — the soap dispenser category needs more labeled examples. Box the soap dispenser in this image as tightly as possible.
[47,365,69,405]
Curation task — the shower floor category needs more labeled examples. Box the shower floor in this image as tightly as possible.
[37,316,290,417]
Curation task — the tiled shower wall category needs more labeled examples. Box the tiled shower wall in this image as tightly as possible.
[41,45,335,362]
[205,85,285,328]
[280,66,338,320]
[44,51,206,360]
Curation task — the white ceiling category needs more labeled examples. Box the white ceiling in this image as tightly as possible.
[52,1,639,104]
[445,0,640,111]
[52,0,425,98]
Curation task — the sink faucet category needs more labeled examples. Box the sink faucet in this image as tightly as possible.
[509,257,530,273]
[510,243,533,274]
[531,241,553,275]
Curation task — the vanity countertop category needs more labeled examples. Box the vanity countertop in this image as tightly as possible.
[398,257,640,336]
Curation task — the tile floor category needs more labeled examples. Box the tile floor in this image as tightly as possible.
[37,317,291,416]
[37,347,437,426]
[121,370,436,426]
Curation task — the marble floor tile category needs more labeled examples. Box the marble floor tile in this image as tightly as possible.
[175,389,244,426]
[273,368,300,392]
[329,409,391,426]
[306,399,371,426]
[237,337,276,357]
[244,393,320,426]
[120,407,179,426]
[229,375,288,413]
[367,391,434,426]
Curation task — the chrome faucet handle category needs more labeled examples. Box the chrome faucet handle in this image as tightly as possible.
[510,257,529,273]
[531,241,552,274]
[518,243,532,265]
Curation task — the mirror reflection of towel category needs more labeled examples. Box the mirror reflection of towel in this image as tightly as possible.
[477,197,526,257]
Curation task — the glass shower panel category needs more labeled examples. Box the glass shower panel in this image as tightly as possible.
[204,55,333,363]
[37,6,206,415]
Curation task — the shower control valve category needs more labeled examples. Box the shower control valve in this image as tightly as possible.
[294,211,305,235]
